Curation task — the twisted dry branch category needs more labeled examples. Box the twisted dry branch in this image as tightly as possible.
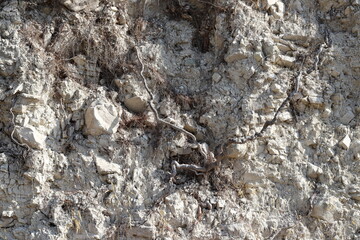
[10,99,31,151]
[135,47,218,179]
[227,58,305,146]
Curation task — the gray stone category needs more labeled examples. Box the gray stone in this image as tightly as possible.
[126,225,156,239]
[351,140,360,153]
[307,163,323,179]
[272,1,285,19]
[85,100,120,136]
[124,96,148,113]
[212,73,222,83]
[14,126,46,150]
[60,0,100,12]
[339,135,351,150]
[225,144,247,158]
[95,156,121,175]
[276,55,296,67]
[340,110,355,124]
[310,196,342,222]
[254,51,264,62]
[225,49,248,63]
[262,0,278,9]
[308,96,325,109]
[348,186,360,201]
[270,83,283,93]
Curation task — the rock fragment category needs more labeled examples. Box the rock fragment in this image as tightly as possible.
[224,49,248,63]
[275,55,296,67]
[212,73,222,83]
[310,196,342,222]
[14,126,46,150]
[183,118,197,133]
[348,186,360,201]
[225,144,247,159]
[351,140,360,153]
[95,156,121,175]
[254,51,264,62]
[307,163,323,179]
[270,83,283,93]
[124,96,148,113]
[270,1,285,19]
[340,109,355,125]
[126,224,156,239]
[339,135,351,150]
[262,0,278,9]
[85,100,120,136]
[267,140,283,155]
[278,111,292,122]
[308,96,325,109]
[60,0,100,12]
[262,40,279,61]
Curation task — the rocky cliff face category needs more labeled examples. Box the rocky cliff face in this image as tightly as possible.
[0,0,360,239]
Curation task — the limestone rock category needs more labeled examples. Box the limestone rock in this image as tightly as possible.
[270,83,283,93]
[270,1,285,19]
[95,156,121,175]
[339,135,351,150]
[18,93,43,104]
[340,109,355,125]
[262,40,279,61]
[72,54,87,66]
[262,0,278,9]
[254,51,264,62]
[307,163,323,179]
[183,115,198,133]
[348,186,360,201]
[60,0,100,12]
[267,145,279,155]
[275,55,296,67]
[224,223,246,237]
[242,171,264,183]
[224,49,248,63]
[267,140,283,155]
[15,126,46,150]
[85,100,120,136]
[165,193,185,216]
[282,34,308,43]
[126,224,156,239]
[225,144,247,159]
[144,111,157,127]
[278,111,292,122]
[86,207,107,238]
[308,96,325,109]
[212,72,222,83]
[276,43,292,52]
[322,107,331,118]
[351,140,360,153]
[124,96,148,113]
[310,196,342,222]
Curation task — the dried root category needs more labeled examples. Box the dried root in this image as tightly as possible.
[135,47,218,179]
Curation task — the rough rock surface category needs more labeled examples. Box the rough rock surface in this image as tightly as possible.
[84,100,120,136]
[0,0,360,239]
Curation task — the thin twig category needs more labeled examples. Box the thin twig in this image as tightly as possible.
[228,62,304,146]
[135,46,219,179]
[135,47,208,159]
[10,105,31,151]
[170,158,220,178]
[313,42,327,74]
